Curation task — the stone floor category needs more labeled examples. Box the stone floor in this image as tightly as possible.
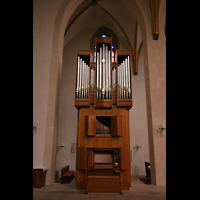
[33,176,166,200]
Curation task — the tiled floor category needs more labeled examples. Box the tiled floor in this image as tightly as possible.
[33,176,166,200]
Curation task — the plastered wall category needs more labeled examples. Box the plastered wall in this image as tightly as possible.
[33,0,64,167]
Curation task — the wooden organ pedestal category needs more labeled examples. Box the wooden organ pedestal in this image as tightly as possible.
[74,37,132,194]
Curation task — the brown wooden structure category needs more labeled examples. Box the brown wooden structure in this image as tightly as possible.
[61,165,75,183]
[74,37,132,194]
[33,168,48,188]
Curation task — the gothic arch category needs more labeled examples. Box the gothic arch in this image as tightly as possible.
[43,0,162,186]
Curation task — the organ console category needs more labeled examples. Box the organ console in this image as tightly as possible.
[74,37,132,194]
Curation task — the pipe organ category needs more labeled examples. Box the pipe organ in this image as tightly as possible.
[74,37,132,194]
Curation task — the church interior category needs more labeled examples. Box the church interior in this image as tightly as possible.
[33,0,166,198]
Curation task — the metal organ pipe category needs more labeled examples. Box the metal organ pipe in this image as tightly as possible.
[117,66,120,97]
[95,44,111,100]
[99,47,102,99]
[86,64,89,99]
[125,58,128,98]
[108,50,111,99]
[82,61,84,98]
[123,61,126,98]
[79,58,82,98]
[112,68,116,93]
[91,67,95,93]
[83,62,86,98]
[76,56,80,98]
[127,56,131,98]
[76,56,90,99]
[117,56,131,99]
[76,45,131,101]
[96,52,99,99]
[106,46,108,99]
[102,44,106,99]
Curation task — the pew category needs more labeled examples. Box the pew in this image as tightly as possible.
[61,165,74,183]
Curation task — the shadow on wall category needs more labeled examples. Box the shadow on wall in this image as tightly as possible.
[131,145,145,176]
[133,165,140,176]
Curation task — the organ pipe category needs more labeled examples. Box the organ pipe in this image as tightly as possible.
[96,52,99,99]
[99,47,102,99]
[76,46,131,101]
[106,46,108,99]
[127,56,131,98]
[102,44,106,99]
[117,56,131,99]
[76,56,80,98]
[112,68,116,93]
[95,44,111,100]
[76,56,90,99]
[108,50,111,99]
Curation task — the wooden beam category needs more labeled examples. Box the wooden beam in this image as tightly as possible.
[149,0,161,40]
[133,21,143,75]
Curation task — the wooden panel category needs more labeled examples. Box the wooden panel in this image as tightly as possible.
[85,115,96,136]
[120,147,127,170]
[76,108,131,190]
[111,62,116,68]
[116,49,130,56]
[33,169,46,188]
[87,149,94,168]
[77,49,91,56]
[95,100,112,108]
[117,99,132,109]
[77,147,87,170]
[87,170,119,176]
[75,99,90,108]
[85,176,122,194]
[95,37,112,45]
[112,93,117,105]
[90,93,94,105]
[121,182,131,190]
[76,182,86,190]
[111,116,122,136]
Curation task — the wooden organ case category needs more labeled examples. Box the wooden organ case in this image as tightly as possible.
[74,37,132,194]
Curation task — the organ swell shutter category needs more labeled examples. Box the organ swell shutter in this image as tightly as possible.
[111,116,122,137]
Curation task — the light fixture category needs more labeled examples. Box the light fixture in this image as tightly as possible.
[58,143,65,150]
[136,145,141,149]
[159,123,166,135]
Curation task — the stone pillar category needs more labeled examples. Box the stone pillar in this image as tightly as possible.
[144,32,166,186]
